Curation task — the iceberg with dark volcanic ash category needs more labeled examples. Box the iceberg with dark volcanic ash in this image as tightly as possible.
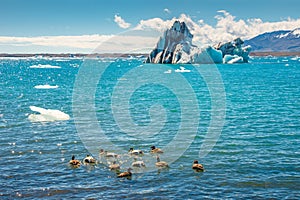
[145,20,251,64]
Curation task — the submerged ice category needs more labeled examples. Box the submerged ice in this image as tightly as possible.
[145,21,251,64]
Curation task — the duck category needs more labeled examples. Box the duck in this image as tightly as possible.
[150,146,163,153]
[129,147,144,155]
[99,149,106,156]
[117,168,132,178]
[192,160,204,171]
[109,161,120,170]
[132,158,146,167]
[69,155,81,167]
[99,149,119,158]
[106,152,119,158]
[83,154,96,164]
[155,156,168,168]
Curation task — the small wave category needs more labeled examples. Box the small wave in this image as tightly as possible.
[34,84,59,89]
[28,106,70,122]
[29,64,61,69]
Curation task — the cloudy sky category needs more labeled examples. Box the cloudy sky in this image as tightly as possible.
[1,0,300,53]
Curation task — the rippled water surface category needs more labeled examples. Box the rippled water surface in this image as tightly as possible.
[0,56,299,199]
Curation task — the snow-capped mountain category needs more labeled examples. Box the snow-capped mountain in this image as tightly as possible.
[245,28,300,52]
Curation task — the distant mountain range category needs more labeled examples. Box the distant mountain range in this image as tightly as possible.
[245,28,300,52]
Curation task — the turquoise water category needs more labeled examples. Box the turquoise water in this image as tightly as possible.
[0,56,299,199]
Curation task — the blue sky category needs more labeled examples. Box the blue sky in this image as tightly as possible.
[1,0,300,53]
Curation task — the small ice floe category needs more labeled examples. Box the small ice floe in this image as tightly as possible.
[17,93,24,99]
[285,64,289,67]
[164,69,172,74]
[29,64,61,69]
[28,106,70,122]
[34,84,59,89]
[175,66,191,73]
[291,56,299,61]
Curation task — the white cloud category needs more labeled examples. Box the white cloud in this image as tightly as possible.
[0,35,113,52]
[0,34,157,53]
[1,11,300,54]
[133,11,300,46]
[164,8,171,14]
[134,17,173,32]
[93,34,158,53]
[11,35,111,48]
[114,14,131,29]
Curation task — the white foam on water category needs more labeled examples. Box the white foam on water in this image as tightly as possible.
[28,106,70,122]
[34,84,59,89]
[29,64,61,69]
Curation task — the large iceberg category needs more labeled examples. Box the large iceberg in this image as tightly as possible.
[145,21,251,64]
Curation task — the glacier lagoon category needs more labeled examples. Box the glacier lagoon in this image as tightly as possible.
[0,56,299,199]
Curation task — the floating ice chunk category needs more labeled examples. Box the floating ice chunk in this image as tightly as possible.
[28,106,70,122]
[291,56,299,61]
[175,66,191,73]
[29,64,61,69]
[223,55,244,64]
[164,69,172,74]
[34,84,59,89]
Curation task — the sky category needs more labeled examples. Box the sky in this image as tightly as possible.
[0,0,300,53]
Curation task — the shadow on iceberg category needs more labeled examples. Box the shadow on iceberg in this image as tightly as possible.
[145,20,251,64]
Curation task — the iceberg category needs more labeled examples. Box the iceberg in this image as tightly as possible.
[145,20,251,64]
[215,38,251,63]
[223,55,244,64]
[28,106,70,122]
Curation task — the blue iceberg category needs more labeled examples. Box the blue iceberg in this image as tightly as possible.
[145,21,251,64]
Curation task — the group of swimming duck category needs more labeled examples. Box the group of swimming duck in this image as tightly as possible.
[69,145,204,178]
